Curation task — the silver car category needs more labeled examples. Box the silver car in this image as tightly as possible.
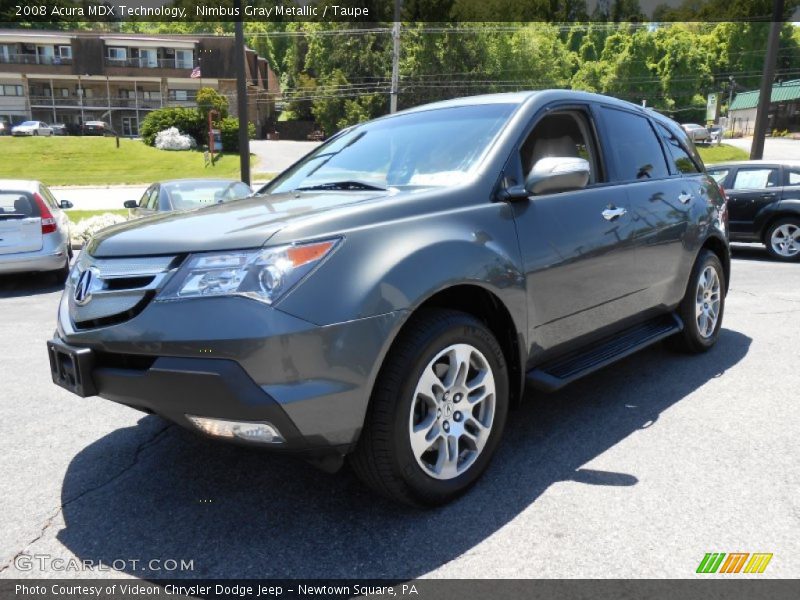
[11,121,53,136]
[681,123,710,143]
[0,180,73,280]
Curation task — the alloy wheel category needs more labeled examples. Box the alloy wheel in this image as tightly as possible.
[408,343,496,480]
[695,266,721,338]
[770,223,800,258]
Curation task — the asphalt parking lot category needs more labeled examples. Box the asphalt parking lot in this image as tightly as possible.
[0,244,798,580]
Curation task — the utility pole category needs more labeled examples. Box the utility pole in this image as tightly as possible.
[727,76,735,117]
[750,0,784,160]
[234,0,251,185]
[389,0,401,113]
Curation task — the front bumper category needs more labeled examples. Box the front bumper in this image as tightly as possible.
[54,294,407,455]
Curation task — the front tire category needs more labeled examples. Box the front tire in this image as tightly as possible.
[667,250,725,353]
[764,218,800,262]
[350,309,509,507]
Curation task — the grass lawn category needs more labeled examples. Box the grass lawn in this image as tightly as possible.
[696,144,749,163]
[66,209,128,224]
[0,137,252,186]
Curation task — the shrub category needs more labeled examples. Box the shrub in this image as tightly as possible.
[70,213,129,246]
[154,127,197,151]
[140,107,204,146]
[219,116,256,152]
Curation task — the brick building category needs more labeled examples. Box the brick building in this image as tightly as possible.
[0,29,279,136]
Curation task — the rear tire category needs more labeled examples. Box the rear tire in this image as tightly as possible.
[350,309,509,507]
[764,217,800,262]
[666,250,725,354]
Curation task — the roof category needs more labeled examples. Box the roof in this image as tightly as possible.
[730,80,800,111]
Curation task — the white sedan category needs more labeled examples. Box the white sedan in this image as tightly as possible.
[681,123,710,143]
[11,121,53,136]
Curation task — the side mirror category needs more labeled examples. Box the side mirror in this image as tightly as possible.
[525,157,590,196]
[123,200,138,209]
[59,199,73,209]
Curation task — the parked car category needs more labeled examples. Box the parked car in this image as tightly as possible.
[123,179,253,217]
[11,121,53,136]
[82,121,115,136]
[0,180,73,280]
[681,123,710,143]
[50,123,68,136]
[706,160,800,261]
[0,120,10,136]
[47,91,729,506]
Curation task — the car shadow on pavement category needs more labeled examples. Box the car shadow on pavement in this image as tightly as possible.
[56,329,751,580]
[729,243,776,263]
[0,272,64,298]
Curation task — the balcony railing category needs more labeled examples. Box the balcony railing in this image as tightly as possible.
[0,53,72,66]
[104,57,192,70]
[28,95,193,110]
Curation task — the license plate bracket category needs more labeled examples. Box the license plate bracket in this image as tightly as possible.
[47,338,97,397]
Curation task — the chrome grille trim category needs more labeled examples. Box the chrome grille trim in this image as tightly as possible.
[67,252,180,327]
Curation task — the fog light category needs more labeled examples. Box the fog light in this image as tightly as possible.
[186,415,285,444]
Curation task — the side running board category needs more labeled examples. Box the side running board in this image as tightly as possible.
[527,313,683,392]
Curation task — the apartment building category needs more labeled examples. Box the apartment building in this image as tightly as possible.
[0,29,279,136]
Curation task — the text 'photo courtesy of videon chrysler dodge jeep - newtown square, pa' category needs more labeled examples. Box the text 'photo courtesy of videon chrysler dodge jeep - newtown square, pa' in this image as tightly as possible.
[47,90,729,507]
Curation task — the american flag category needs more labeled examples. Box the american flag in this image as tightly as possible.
[190,66,201,78]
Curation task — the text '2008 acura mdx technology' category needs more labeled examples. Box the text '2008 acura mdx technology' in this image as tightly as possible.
[48,91,730,506]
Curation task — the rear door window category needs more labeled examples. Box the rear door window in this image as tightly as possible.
[732,168,779,190]
[598,107,669,182]
[785,168,800,187]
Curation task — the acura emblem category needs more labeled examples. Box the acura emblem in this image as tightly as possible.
[73,268,98,306]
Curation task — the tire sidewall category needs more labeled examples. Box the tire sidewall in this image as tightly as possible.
[765,218,800,262]
[683,251,725,349]
[389,317,509,504]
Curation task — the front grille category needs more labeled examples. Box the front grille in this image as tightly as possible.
[67,253,182,329]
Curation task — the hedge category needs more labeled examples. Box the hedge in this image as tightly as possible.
[140,107,205,146]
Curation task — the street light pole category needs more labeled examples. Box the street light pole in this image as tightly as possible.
[234,0,251,185]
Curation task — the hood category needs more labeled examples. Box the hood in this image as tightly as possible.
[87,189,388,257]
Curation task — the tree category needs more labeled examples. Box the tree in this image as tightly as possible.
[196,87,229,121]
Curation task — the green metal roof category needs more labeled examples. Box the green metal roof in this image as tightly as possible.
[730,80,800,111]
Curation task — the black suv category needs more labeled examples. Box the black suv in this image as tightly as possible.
[48,91,729,506]
[707,160,800,261]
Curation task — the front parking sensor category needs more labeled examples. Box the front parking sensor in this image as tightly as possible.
[186,415,285,444]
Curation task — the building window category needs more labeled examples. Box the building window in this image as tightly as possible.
[138,48,157,68]
[0,85,24,96]
[122,117,138,136]
[175,49,193,69]
[169,89,190,101]
[107,47,127,62]
[140,90,161,100]
[57,45,72,59]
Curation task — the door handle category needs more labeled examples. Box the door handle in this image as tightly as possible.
[602,206,627,221]
[678,191,693,204]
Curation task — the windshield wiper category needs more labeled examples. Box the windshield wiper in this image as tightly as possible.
[295,180,387,192]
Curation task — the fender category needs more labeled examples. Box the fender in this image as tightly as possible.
[753,198,800,239]
[277,199,527,334]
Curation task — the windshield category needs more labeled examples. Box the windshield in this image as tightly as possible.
[20,121,37,127]
[264,103,517,194]
[162,181,252,210]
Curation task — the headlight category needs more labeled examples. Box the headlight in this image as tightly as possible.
[156,238,340,304]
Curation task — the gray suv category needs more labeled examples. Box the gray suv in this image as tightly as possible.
[47,91,730,506]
